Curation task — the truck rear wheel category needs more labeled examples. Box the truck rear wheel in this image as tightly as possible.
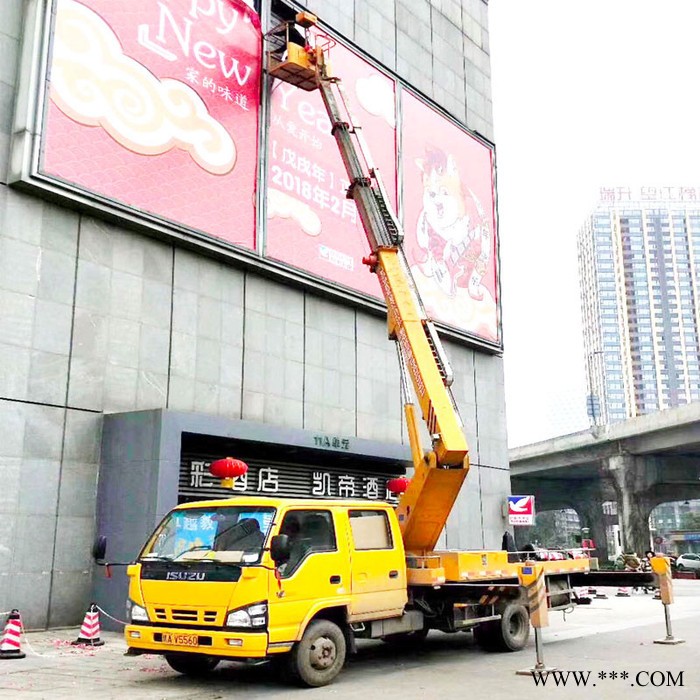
[286,619,346,687]
[474,603,530,652]
[164,653,219,676]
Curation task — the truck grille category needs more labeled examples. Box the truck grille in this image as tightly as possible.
[152,607,219,625]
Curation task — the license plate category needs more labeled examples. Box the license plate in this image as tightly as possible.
[162,633,198,647]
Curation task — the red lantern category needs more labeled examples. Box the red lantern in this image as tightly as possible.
[387,477,410,495]
[210,457,248,489]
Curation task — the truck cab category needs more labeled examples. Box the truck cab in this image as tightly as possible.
[125,497,407,686]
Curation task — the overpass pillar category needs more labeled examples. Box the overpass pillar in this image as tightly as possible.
[606,453,653,555]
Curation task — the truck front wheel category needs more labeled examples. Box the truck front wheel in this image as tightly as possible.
[164,653,219,676]
[474,603,530,652]
[286,619,347,687]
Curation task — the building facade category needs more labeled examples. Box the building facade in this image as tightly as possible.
[578,187,700,425]
[651,499,700,554]
[0,0,507,629]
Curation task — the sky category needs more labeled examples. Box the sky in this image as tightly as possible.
[488,0,700,447]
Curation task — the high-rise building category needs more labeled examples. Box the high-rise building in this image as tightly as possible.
[578,186,700,424]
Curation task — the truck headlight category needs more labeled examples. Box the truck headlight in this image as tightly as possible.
[225,602,267,629]
[127,599,149,622]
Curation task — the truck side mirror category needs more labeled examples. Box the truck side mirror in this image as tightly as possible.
[270,534,290,565]
[92,535,107,562]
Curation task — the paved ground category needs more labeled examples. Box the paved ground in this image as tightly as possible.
[1,582,699,699]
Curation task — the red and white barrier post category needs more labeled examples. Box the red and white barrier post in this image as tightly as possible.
[0,610,26,660]
[72,603,105,647]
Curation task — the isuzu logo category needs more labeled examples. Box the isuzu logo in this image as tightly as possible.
[141,562,241,582]
[165,571,206,581]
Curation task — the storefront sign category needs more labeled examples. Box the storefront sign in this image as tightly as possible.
[181,458,399,504]
[600,186,700,203]
[40,0,261,248]
[312,434,351,450]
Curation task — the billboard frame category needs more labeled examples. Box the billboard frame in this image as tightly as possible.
[397,81,502,349]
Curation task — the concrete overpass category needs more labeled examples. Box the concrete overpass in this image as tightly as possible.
[509,402,700,559]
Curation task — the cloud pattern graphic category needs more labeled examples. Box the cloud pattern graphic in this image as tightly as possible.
[267,188,322,236]
[50,0,237,175]
[355,74,395,128]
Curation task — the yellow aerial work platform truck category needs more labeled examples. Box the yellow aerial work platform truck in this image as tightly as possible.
[106,13,659,687]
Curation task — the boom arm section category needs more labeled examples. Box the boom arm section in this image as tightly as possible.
[265,22,469,553]
[373,248,470,553]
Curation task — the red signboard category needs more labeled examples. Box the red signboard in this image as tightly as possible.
[265,36,397,297]
[401,91,499,343]
[41,0,261,249]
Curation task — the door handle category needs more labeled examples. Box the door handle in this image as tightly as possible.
[389,570,399,579]
[330,575,341,584]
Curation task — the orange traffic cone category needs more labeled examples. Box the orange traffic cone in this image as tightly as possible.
[0,610,26,659]
[72,604,105,647]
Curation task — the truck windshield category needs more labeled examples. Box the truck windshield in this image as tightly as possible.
[140,506,276,565]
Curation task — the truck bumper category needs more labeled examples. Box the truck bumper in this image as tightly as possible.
[125,624,270,659]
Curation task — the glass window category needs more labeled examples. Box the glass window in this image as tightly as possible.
[141,505,275,564]
[349,510,393,550]
[278,509,337,577]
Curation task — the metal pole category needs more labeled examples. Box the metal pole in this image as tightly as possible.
[663,604,673,640]
[653,601,684,644]
[534,628,545,669]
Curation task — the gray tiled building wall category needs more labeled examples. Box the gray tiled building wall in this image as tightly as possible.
[307,0,494,141]
[0,0,507,629]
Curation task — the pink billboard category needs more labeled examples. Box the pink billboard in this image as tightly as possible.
[265,36,397,297]
[40,0,261,249]
[401,91,499,343]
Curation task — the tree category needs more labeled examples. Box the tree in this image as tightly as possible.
[515,511,560,549]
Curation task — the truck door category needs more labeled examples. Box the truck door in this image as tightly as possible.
[267,508,351,645]
[347,509,407,619]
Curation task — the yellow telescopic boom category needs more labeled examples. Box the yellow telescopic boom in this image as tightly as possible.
[265,17,470,553]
